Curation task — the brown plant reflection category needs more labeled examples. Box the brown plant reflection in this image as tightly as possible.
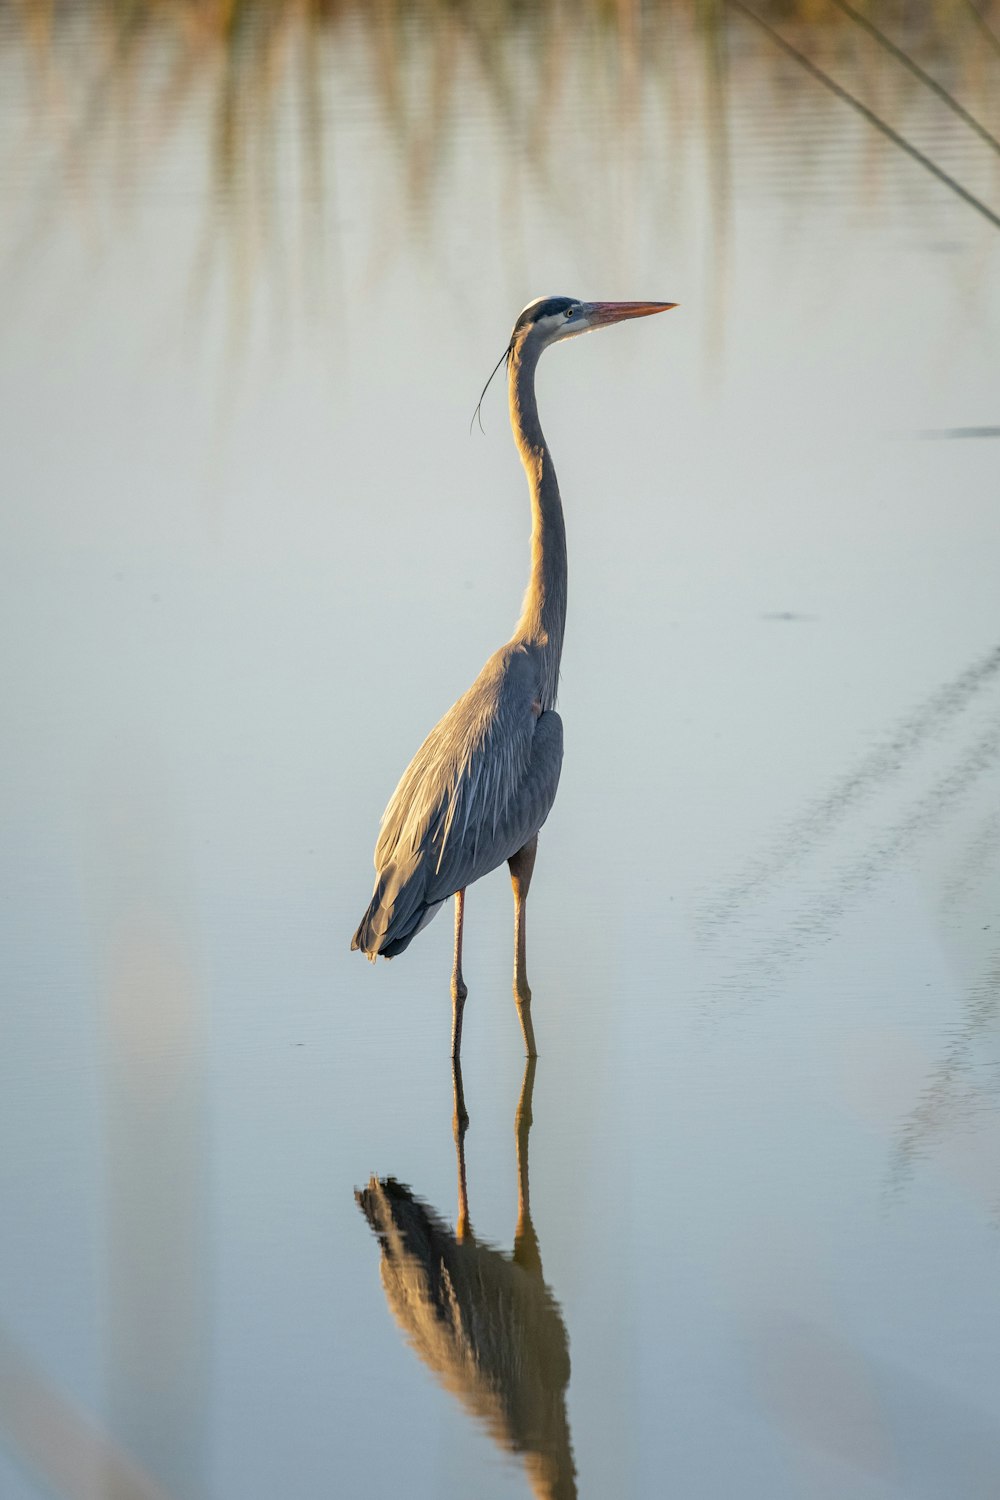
[5,0,999,328]
[356,1058,576,1500]
[0,1326,174,1500]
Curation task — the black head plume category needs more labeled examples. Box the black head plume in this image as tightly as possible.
[470,342,513,435]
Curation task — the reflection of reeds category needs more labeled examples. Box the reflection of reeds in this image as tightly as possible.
[691,630,1000,1215]
[887,947,1000,1209]
[702,642,1000,935]
[103,923,209,1500]
[828,0,1000,157]
[0,1326,174,1500]
[92,762,209,1500]
[5,0,999,311]
[727,0,1000,228]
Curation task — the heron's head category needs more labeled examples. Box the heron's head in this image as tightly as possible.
[511,294,677,349]
[472,294,676,431]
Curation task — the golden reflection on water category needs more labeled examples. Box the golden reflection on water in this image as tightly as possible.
[357,1058,576,1500]
[4,0,998,326]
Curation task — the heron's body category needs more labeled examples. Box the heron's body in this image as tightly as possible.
[352,641,564,959]
[352,295,674,1054]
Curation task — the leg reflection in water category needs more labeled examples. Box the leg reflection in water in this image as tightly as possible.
[356,1058,576,1500]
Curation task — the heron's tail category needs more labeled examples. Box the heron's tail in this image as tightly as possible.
[351,866,444,959]
[350,889,395,960]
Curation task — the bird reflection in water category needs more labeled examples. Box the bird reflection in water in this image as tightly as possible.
[356,1059,576,1499]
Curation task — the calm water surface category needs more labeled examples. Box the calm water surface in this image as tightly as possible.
[1,5,999,1498]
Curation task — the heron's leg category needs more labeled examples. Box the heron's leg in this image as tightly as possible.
[513,1056,542,1273]
[452,1056,471,1241]
[450,889,468,1059]
[508,835,538,1057]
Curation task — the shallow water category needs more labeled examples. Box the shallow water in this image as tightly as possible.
[1,5,1000,1498]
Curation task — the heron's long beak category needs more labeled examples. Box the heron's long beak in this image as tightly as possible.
[585,301,677,327]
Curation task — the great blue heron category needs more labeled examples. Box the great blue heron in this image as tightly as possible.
[352,295,675,1055]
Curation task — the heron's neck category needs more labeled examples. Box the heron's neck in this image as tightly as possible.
[508,338,567,709]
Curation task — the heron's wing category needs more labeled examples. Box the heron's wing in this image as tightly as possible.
[354,646,563,957]
[375,643,538,874]
[429,709,563,899]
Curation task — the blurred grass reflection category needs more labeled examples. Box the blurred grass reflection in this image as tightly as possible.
[0,1325,173,1500]
[4,0,999,322]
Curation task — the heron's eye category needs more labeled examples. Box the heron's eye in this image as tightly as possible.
[564,308,574,319]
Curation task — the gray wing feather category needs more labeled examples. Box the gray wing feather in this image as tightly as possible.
[432,711,562,898]
[353,644,563,958]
